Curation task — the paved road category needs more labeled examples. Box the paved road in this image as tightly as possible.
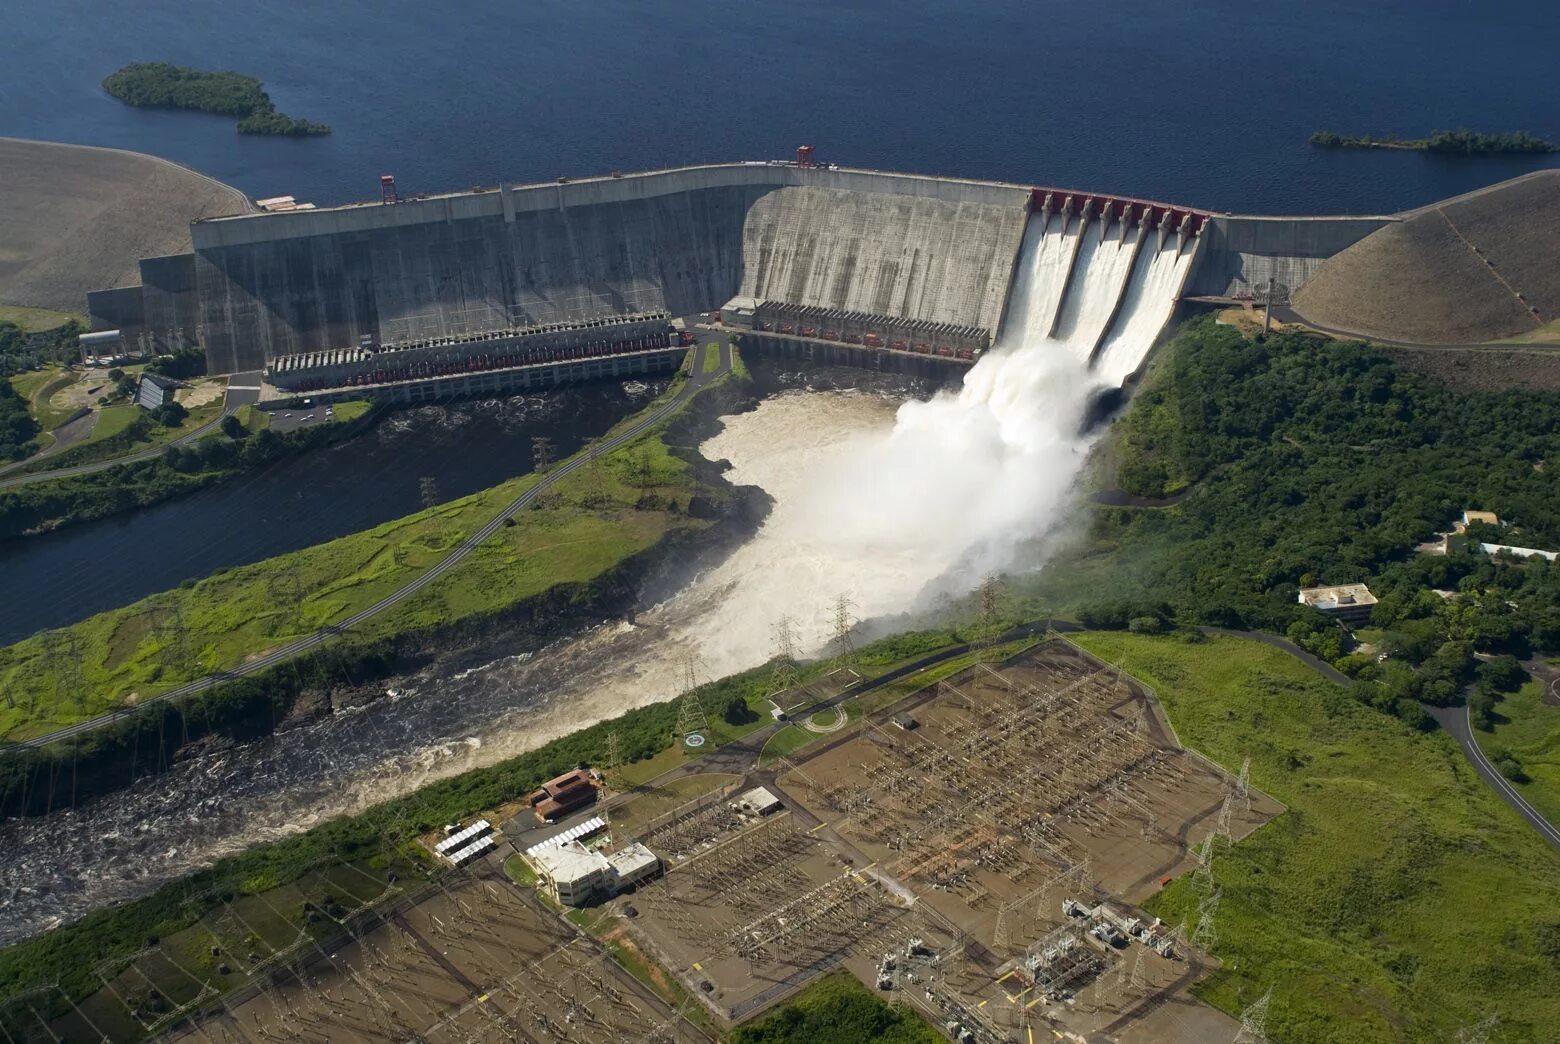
[15,346,728,750]
[0,374,260,491]
[1427,702,1560,851]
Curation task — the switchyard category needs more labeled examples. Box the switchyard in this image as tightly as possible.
[119,641,1280,1043]
[167,868,708,1044]
[605,640,1282,1040]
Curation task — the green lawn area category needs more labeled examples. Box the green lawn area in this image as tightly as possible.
[1474,677,1560,827]
[609,772,738,835]
[0,305,82,331]
[10,366,77,431]
[503,854,538,887]
[0,376,718,740]
[703,342,722,373]
[329,399,371,423]
[1069,631,1560,1044]
[235,403,271,432]
[730,970,938,1044]
[21,395,224,475]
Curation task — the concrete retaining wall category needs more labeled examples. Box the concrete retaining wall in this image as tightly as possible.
[86,285,144,341]
[138,253,200,353]
[1186,214,1393,297]
[191,165,1030,374]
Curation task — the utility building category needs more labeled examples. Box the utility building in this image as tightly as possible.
[1297,583,1377,626]
[136,372,180,410]
[529,840,660,906]
[527,768,599,822]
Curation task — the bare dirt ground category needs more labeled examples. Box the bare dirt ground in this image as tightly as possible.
[0,137,251,314]
[1382,345,1560,392]
[177,377,229,408]
[162,866,705,1044]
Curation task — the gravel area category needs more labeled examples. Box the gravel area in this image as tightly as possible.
[1384,346,1560,392]
[0,137,251,314]
[1293,171,1560,345]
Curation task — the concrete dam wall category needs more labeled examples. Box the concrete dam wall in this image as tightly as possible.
[187,165,1030,374]
[86,155,1457,374]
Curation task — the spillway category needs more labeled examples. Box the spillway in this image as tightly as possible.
[1093,239,1195,385]
[1049,224,1143,363]
[998,213,1080,347]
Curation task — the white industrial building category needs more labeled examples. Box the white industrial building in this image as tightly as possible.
[528,840,660,906]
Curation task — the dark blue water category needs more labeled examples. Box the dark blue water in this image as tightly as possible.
[3,0,1558,214]
[0,385,662,645]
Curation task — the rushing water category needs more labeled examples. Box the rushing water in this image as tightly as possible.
[1,183,1192,942]
[3,0,1559,214]
[0,385,662,644]
[0,390,898,945]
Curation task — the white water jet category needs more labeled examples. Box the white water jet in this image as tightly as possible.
[1094,239,1195,385]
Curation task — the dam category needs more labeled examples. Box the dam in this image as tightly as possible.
[87,147,1397,396]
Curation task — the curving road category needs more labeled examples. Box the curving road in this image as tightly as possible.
[0,383,248,491]
[1428,702,1560,851]
[15,344,728,750]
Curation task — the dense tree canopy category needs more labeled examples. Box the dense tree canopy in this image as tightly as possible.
[1045,317,1560,727]
[0,380,40,460]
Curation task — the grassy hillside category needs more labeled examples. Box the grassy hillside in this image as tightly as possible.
[0,375,718,740]
[1071,631,1560,1044]
[1475,675,1560,827]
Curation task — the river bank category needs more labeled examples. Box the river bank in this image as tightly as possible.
[0,384,663,644]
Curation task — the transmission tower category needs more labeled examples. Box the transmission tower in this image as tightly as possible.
[1192,888,1221,950]
[40,630,86,710]
[531,436,555,474]
[1455,1015,1499,1044]
[1216,794,1235,841]
[1232,987,1273,1044]
[1236,756,1252,813]
[148,603,197,679]
[830,594,857,664]
[674,652,708,737]
[770,616,802,696]
[976,573,1002,652]
[1129,945,1148,991]
[418,475,441,510]
[603,731,625,828]
[635,444,654,489]
[1190,832,1217,896]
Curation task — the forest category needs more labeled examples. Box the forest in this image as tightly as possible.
[1049,315,1560,726]
[101,62,329,136]
[0,380,40,461]
[1310,128,1557,153]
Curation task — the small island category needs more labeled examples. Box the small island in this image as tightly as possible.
[1311,128,1556,155]
[102,62,330,136]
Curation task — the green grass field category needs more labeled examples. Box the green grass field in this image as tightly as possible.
[1069,631,1560,1044]
[730,970,939,1043]
[702,343,723,374]
[0,377,718,740]
[0,305,82,331]
[9,367,77,431]
[1474,677,1560,827]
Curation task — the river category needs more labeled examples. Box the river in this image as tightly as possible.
[0,384,663,644]
[0,388,905,945]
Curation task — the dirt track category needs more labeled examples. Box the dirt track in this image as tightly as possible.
[0,137,251,314]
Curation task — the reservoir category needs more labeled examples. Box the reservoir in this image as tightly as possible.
[2,0,1558,215]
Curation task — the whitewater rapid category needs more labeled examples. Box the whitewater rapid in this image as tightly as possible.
[0,210,1190,944]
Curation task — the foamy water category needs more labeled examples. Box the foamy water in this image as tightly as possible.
[0,207,1193,943]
